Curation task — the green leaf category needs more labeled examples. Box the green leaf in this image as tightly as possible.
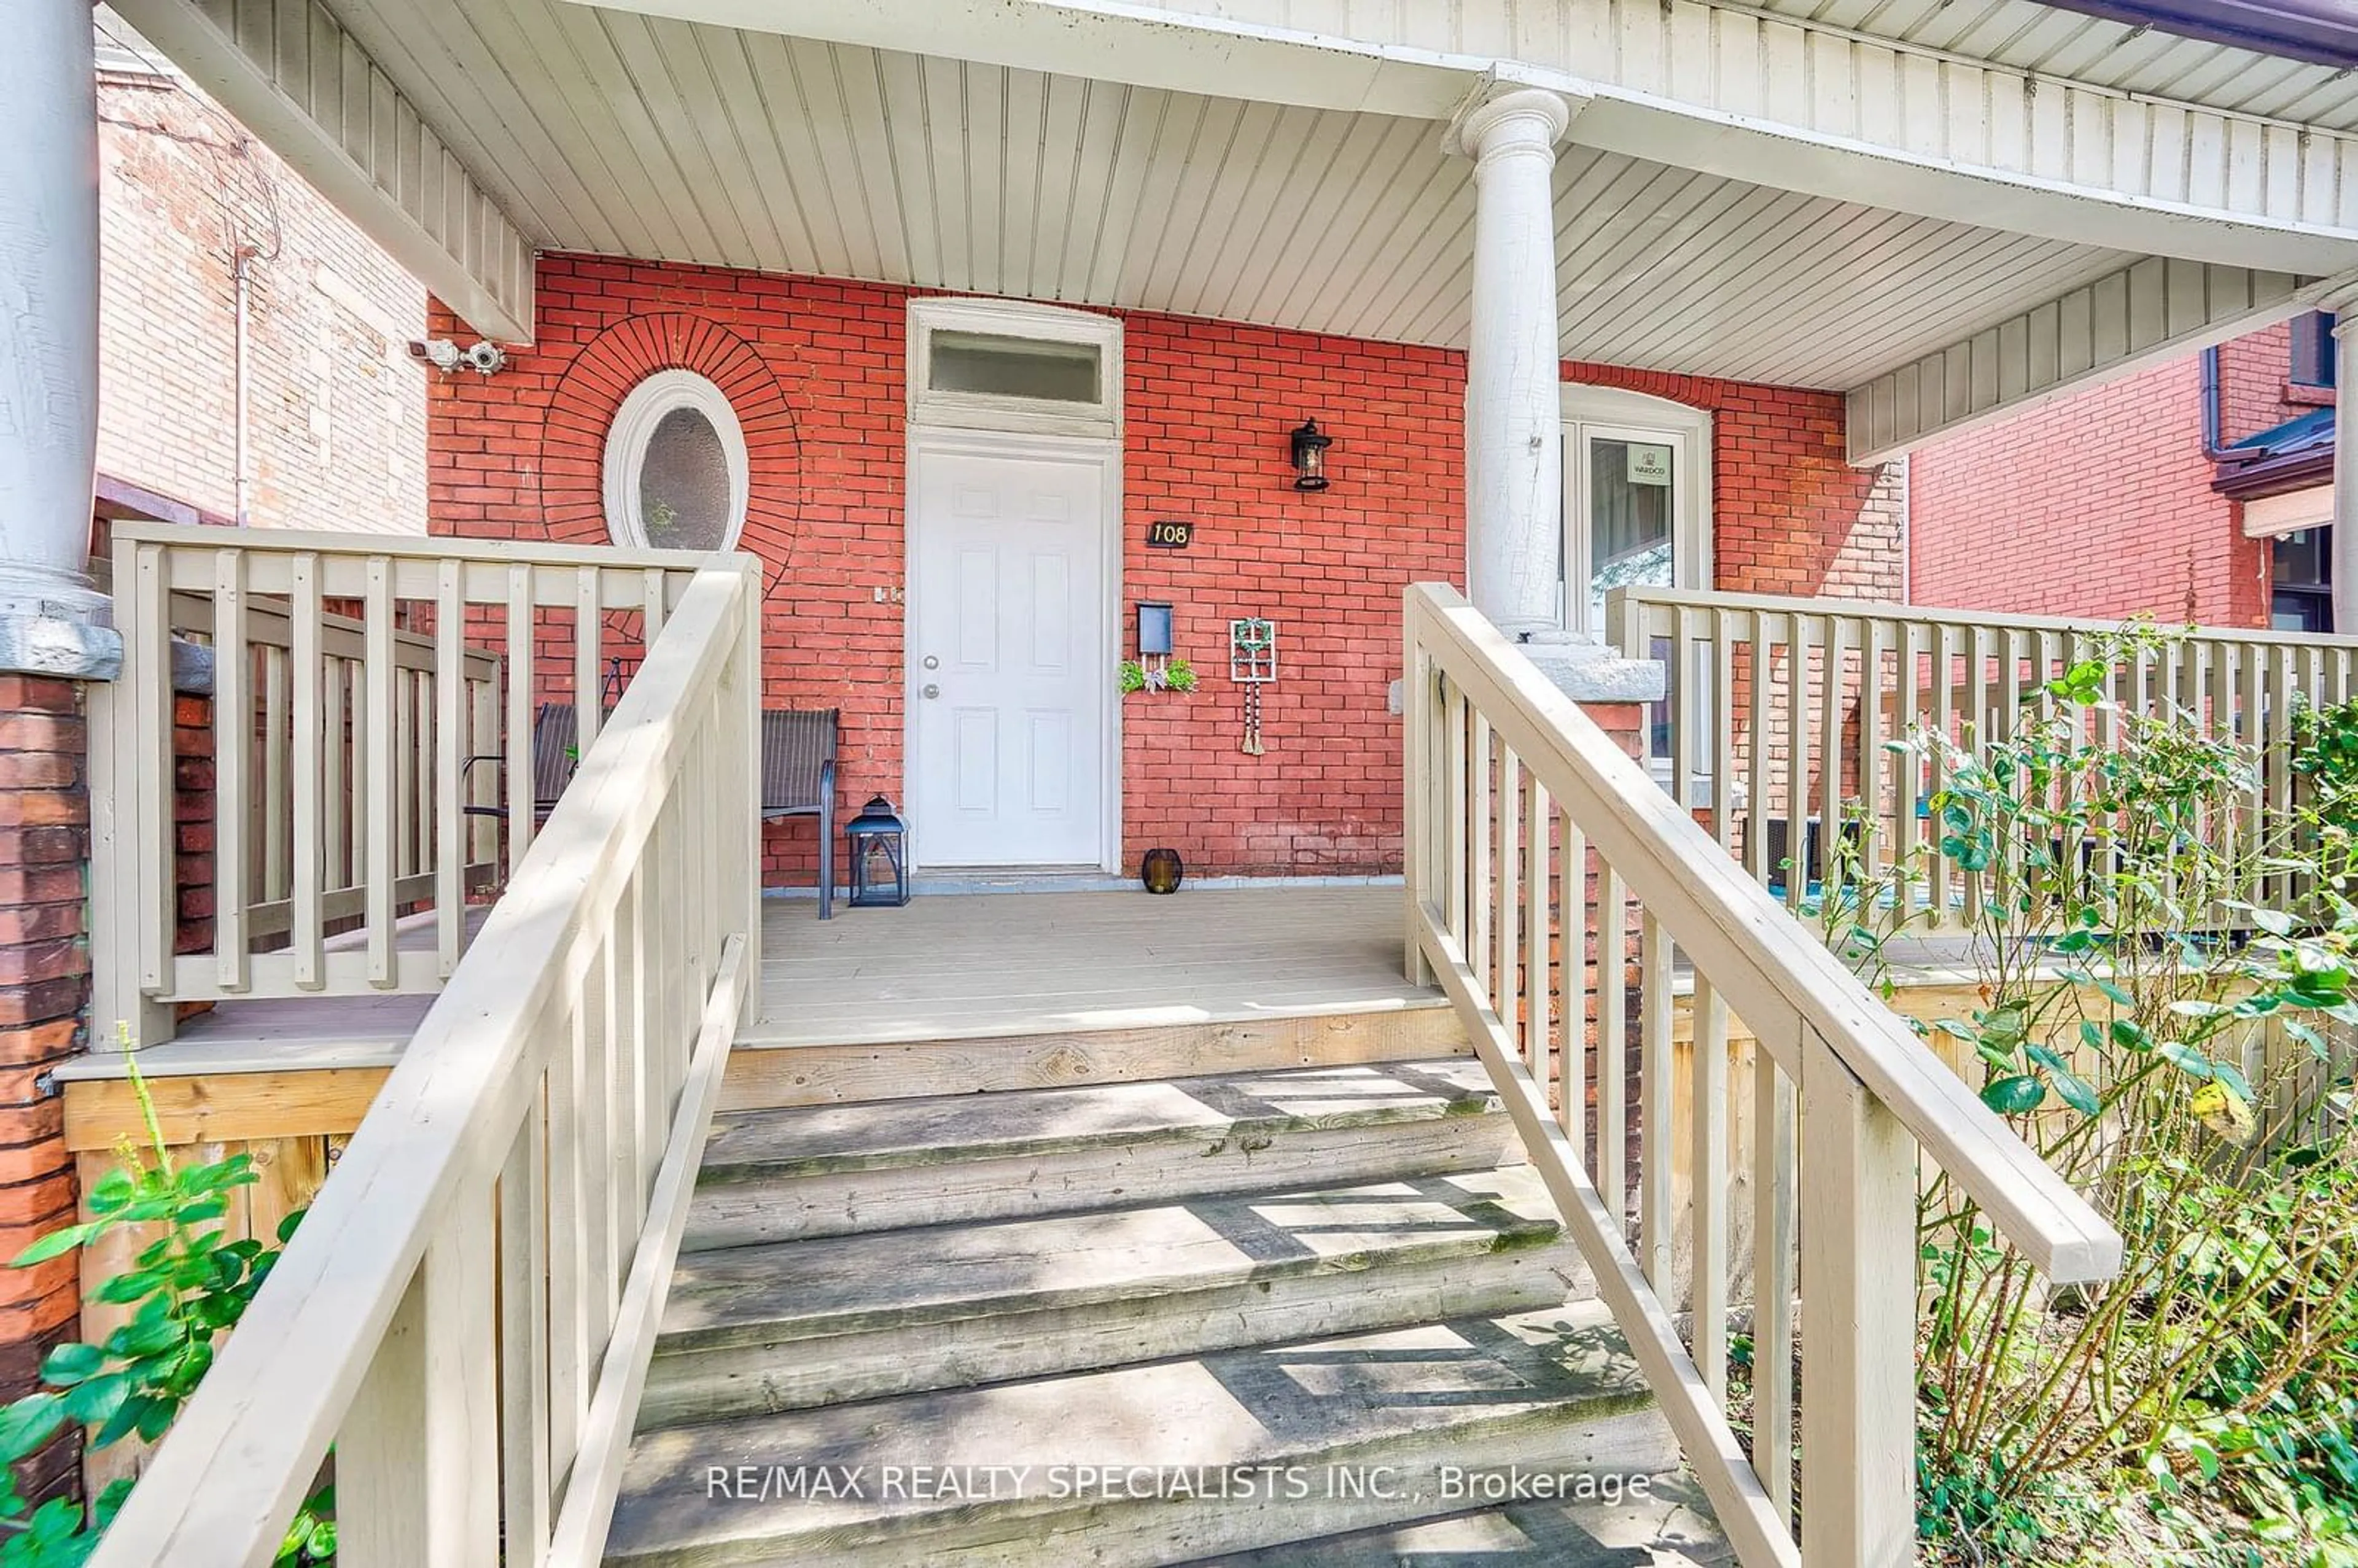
[0,1394,66,1464]
[2109,1018,2151,1050]
[9,1222,100,1268]
[2050,1068,2101,1117]
[2026,1043,2069,1072]
[37,1341,103,1389]
[2158,1039,2216,1081]
[2098,980,2136,1008]
[59,1371,130,1430]
[2079,1020,2104,1052]
[1982,1075,2047,1115]
[2211,1059,2254,1101]
[2249,906,2297,937]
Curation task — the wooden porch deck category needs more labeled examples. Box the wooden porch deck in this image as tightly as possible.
[745,885,1444,1047]
[57,885,1450,1084]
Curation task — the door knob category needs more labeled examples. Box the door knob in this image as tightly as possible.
[922,683,940,699]
[922,655,940,670]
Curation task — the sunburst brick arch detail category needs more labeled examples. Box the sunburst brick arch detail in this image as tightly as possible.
[540,311,801,570]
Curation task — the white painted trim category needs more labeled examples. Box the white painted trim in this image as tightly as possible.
[599,371,750,552]
[908,297,1123,441]
[901,426,1126,877]
[114,0,536,341]
[1559,385,1713,637]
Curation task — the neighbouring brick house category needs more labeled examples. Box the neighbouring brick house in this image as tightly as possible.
[1911,314,2340,632]
[427,261,1904,885]
[90,6,429,535]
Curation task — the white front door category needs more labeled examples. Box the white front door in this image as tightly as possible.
[907,438,1111,867]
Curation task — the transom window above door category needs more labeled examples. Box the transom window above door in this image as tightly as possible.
[602,370,749,552]
[908,298,1122,440]
[1557,386,1713,637]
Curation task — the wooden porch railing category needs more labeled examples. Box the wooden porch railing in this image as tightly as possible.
[1609,585,2358,928]
[88,523,712,1044]
[1404,583,2122,1566]
[88,551,763,1567]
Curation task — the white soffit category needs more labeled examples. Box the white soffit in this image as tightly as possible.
[308,0,2141,390]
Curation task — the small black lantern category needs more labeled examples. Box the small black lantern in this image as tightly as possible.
[846,794,912,907]
[1288,419,1332,491]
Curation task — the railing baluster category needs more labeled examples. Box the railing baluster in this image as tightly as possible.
[264,640,290,912]
[499,1090,553,1568]
[1963,623,1990,925]
[364,557,397,987]
[1563,804,1592,1176]
[290,555,325,989]
[507,564,537,877]
[436,561,466,976]
[1444,678,1468,957]
[214,550,251,991]
[1712,608,1738,855]
[1497,748,1520,1033]
[1854,617,1885,886]
[1929,621,1958,922]
[1752,1039,1797,1527]
[1692,977,1730,1400]
[1524,775,1549,1098]
[1799,1024,1918,1566]
[1746,611,1772,886]
[1783,613,1811,914]
[580,942,618,1337]
[543,999,586,1485]
[1671,605,1697,813]
[395,657,417,883]
[1894,619,1924,912]
[340,1198,500,1568]
[1640,909,1672,1292]
[1471,712,1494,995]
[1817,613,1846,909]
[575,565,604,753]
[325,651,349,895]
[1594,856,1624,1217]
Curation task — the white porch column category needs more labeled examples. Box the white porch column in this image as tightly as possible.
[2336,319,2358,637]
[1446,85,1660,703]
[0,2,117,678]
[1452,88,1574,639]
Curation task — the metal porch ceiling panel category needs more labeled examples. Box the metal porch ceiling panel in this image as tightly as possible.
[324,0,2134,389]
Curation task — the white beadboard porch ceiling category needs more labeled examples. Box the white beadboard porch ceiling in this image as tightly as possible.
[1744,0,2358,129]
[327,0,2137,389]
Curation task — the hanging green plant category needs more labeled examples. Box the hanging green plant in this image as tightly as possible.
[1118,658,1196,694]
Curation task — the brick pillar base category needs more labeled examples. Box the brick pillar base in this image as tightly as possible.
[0,676,87,1512]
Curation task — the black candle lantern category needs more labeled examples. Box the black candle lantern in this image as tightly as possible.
[846,794,911,907]
[1140,847,1183,895]
[1288,419,1332,491]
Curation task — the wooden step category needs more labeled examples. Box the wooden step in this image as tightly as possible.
[1186,1482,1732,1565]
[642,1163,1591,1427]
[684,1058,1516,1251]
[604,1299,1677,1568]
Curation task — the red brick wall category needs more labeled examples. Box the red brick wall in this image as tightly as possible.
[94,58,427,533]
[429,255,1901,880]
[1907,324,2333,630]
[0,679,90,1514]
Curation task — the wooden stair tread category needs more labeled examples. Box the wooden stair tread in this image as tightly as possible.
[660,1163,1573,1353]
[606,1299,1673,1567]
[1187,1485,1733,1566]
[697,1057,1501,1178]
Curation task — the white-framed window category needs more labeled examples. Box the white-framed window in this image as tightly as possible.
[1558,385,1713,637]
[1561,386,1715,800]
[601,370,750,551]
[908,297,1121,440]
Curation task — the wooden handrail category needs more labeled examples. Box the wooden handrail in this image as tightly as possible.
[1404,582,2122,1567]
[90,554,763,1567]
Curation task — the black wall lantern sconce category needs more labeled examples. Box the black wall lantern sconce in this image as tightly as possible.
[1288,419,1332,491]
[846,794,912,907]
